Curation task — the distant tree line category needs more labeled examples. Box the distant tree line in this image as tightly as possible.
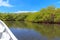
[1,6,60,23]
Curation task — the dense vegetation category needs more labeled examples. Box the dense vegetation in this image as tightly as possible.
[1,6,60,23]
[0,13,31,21]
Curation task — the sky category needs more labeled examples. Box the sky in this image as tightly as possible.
[0,0,60,13]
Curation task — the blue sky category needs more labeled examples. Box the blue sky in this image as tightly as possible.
[0,0,60,13]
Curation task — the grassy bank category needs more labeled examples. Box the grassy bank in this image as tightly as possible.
[1,6,60,23]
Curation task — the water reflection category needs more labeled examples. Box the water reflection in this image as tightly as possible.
[4,21,60,40]
[10,28,47,40]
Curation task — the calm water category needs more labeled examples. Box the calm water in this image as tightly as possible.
[4,21,60,40]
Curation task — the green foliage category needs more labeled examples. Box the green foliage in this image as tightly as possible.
[0,13,7,20]
[0,6,60,23]
[15,13,31,21]
[5,14,16,21]
[25,6,55,22]
[0,12,32,21]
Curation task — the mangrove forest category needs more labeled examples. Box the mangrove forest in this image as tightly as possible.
[1,6,60,23]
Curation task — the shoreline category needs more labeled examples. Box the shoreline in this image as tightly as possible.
[3,20,60,24]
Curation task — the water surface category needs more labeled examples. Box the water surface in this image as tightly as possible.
[4,21,60,40]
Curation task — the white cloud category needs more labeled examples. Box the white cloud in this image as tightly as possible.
[0,0,13,7]
[15,11,37,13]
